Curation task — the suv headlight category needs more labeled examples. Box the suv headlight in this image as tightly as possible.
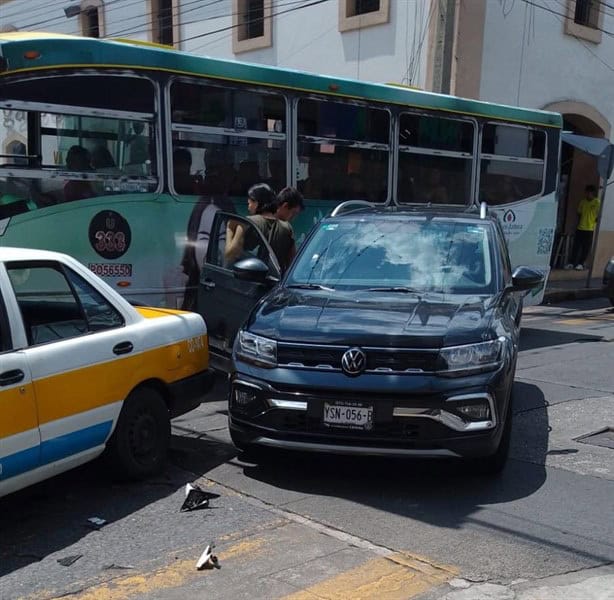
[438,339,503,374]
[236,331,277,367]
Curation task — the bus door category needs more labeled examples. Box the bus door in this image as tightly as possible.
[198,212,280,358]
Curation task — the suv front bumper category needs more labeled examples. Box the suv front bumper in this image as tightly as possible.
[228,364,513,458]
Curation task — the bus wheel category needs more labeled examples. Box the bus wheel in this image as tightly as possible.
[105,387,170,480]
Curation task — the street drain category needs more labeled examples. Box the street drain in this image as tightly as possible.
[575,428,614,449]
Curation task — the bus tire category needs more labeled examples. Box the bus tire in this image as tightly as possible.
[105,387,170,480]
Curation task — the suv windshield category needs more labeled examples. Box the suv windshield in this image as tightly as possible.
[287,216,496,294]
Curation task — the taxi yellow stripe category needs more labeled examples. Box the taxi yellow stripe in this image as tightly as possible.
[34,338,208,425]
[281,553,457,600]
[0,383,37,438]
[135,307,192,319]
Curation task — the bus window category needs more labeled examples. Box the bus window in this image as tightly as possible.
[1,108,28,168]
[479,124,546,206]
[0,75,158,208]
[170,80,287,198]
[397,113,474,205]
[296,99,390,203]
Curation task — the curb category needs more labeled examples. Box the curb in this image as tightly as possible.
[543,286,605,303]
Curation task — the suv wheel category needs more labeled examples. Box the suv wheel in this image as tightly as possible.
[470,389,513,476]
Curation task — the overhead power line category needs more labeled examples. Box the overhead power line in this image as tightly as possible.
[520,0,614,37]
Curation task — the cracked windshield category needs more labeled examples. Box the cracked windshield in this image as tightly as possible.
[290,218,493,293]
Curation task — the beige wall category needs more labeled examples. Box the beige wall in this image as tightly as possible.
[450,0,486,99]
[594,230,614,274]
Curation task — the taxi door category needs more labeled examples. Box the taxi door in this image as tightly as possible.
[4,260,128,471]
[0,284,40,496]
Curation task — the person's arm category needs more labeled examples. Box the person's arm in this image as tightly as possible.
[577,198,585,215]
[224,222,246,265]
[287,241,297,267]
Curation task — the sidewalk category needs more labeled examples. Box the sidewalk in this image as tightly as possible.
[543,267,605,303]
[421,564,614,600]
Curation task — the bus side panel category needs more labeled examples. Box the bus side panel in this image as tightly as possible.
[0,193,193,307]
[492,191,557,305]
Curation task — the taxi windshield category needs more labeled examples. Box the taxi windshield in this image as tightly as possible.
[287,216,496,294]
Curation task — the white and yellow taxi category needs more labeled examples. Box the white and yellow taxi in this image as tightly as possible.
[0,247,213,498]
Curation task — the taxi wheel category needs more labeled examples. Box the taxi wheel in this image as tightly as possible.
[106,388,171,480]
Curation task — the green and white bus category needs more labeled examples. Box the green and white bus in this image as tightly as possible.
[0,32,561,308]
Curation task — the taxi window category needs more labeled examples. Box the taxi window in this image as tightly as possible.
[65,268,124,331]
[6,261,122,345]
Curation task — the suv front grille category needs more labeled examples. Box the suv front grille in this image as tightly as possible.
[277,343,438,373]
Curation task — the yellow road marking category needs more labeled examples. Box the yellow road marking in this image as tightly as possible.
[282,552,457,600]
[559,318,594,325]
[29,536,265,600]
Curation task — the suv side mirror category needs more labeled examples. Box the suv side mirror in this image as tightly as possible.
[510,266,544,292]
[233,257,270,284]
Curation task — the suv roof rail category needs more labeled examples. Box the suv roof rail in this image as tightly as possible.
[464,202,492,219]
[330,200,376,217]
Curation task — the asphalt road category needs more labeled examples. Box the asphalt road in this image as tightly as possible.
[1,298,613,600]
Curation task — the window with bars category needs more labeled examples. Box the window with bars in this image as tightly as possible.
[350,0,380,17]
[565,0,603,42]
[339,0,389,32]
[82,7,100,38]
[78,1,104,38]
[233,0,272,53]
[152,0,174,46]
[574,0,599,27]
[243,0,264,40]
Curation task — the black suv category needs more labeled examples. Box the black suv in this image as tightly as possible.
[198,205,543,473]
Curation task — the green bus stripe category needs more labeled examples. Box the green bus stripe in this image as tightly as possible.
[0,34,562,128]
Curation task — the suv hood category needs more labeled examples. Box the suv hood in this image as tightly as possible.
[247,288,496,348]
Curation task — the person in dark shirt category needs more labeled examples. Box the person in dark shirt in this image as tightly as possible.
[225,183,297,273]
[64,145,95,202]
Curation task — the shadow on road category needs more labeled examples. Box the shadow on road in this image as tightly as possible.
[227,381,548,527]
[519,327,603,351]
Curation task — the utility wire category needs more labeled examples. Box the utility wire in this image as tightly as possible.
[520,0,614,36]
[550,0,614,73]
[105,0,325,44]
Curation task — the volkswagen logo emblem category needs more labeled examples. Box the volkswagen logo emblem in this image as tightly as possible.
[341,347,367,376]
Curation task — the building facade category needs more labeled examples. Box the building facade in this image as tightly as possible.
[1,0,612,273]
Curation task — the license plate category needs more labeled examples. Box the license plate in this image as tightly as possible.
[88,263,133,277]
[323,403,373,430]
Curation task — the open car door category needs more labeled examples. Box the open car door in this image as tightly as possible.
[197,212,281,367]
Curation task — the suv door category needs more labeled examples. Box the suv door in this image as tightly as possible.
[198,212,280,356]
[0,280,40,494]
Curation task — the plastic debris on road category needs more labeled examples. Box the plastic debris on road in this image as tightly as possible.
[57,554,83,567]
[196,542,220,570]
[180,483,220,512]
[86,517,107,529]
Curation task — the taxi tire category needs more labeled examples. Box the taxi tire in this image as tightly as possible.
[106,388,171,480]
